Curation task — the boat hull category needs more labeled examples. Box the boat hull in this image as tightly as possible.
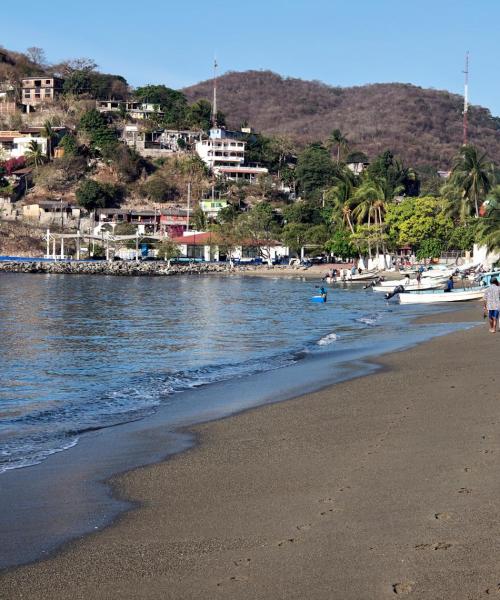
[398,288,484,304]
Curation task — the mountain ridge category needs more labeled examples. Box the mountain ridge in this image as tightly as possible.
[183,70,500,169]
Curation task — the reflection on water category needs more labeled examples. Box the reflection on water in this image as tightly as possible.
[0,273,448,473]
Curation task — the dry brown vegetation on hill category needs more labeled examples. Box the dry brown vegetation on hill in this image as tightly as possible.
[183,71,500,169]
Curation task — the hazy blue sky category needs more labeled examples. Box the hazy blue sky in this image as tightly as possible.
[3,0,499,115]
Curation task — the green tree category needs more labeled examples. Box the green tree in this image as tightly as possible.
[142,175,179,202]
[79,109,118,151]
[59,133,79,156]
[385,196,454,252]
[156,239,180,265]
[295,143,336,198]
[191,206,207,230]
[76,179,122,210]
[450,144,493,218]
[135,85,189,128]
[325,228,356,260]
[416,238,444,261]
[237,202,281,260]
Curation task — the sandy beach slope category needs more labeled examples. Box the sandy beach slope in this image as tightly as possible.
[1,305,498,599]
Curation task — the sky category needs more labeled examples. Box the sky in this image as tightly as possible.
[2,0,500,115]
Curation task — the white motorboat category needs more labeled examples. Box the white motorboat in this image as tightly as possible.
[372,280,446,293]
[398,286,485,304]
[342,270,380,282]
[372,276,447,290]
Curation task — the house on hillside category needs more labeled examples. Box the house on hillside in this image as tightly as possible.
[0,127,67,159]
[195,127,268,183]
[96,100,165,120]
[22,200,83,225]
[122,125,202,157]
[21,77,64,109]
[0,83,18,116]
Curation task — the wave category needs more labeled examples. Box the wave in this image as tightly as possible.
[355,313,382,326]
[317,332,338,346]
[0,351,302,474]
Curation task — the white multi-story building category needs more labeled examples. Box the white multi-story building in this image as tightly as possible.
[195,128,268,183]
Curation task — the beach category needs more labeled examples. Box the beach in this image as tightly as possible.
[1,304,498,599]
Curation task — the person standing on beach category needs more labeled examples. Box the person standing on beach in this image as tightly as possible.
[484,277,500,333]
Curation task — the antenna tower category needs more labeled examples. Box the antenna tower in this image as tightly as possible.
[463,51,469,145]
[212,58,218,128]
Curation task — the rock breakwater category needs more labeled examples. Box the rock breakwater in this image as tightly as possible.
[0,260,236,276]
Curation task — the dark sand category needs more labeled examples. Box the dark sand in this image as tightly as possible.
[2,304,498,599]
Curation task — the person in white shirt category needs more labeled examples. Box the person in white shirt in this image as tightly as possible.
[484,278,500,333]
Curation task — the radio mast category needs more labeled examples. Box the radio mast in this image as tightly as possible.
[212,58,218,128]
[463,51,469,145]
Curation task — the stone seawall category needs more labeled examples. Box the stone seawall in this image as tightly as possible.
[0,261,235,277]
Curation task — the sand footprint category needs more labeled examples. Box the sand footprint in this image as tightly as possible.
[216,575,249,587]
[276,538,297,548]
[458,487,472,494]
[392,581,414,595]
[415,542,452,551]
[486,583,500,594]
[434,512,452,521]
[296,523,312,531]
[233,557,251,567]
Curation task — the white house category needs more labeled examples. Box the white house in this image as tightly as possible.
[195,128,268,183]
[0,131,48,159]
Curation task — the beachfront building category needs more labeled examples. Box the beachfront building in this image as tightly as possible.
[195,128,268,183]
[95,207,189,237]
[170,230,288,263]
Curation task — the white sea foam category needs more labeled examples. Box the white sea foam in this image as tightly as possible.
[317,332,338,346]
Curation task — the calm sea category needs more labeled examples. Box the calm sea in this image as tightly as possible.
[0,272,465,476]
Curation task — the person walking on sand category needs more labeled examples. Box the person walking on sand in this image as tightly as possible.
[483,277,500,333]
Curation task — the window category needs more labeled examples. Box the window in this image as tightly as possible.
[34,80,42,87]
[45,80,51,84]
[35,92,41,98]
[44,89,51,97]
[24,91,31,97]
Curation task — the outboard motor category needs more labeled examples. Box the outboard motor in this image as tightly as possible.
[385,285,405,300]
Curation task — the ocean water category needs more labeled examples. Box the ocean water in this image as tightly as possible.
[0,272,465,476]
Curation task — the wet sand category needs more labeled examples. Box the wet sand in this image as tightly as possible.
[2,304,498,599]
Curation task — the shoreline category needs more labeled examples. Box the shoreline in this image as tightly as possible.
[1,304,495,599]
[0,259,376,279]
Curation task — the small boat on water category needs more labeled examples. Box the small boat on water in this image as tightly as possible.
[398,286,485,304]
[372,280,446,293]
[344,270,380,282]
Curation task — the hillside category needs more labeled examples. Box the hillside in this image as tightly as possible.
[183,71,500,169]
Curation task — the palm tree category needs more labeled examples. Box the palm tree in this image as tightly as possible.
[41,119,56,159]
[25,140,47,170]
[451,145,493,218]
[476,188,500,250]
[327,129,349,164]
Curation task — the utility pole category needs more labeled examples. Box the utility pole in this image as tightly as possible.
[186,181,191,231]
[463,51,469,146]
